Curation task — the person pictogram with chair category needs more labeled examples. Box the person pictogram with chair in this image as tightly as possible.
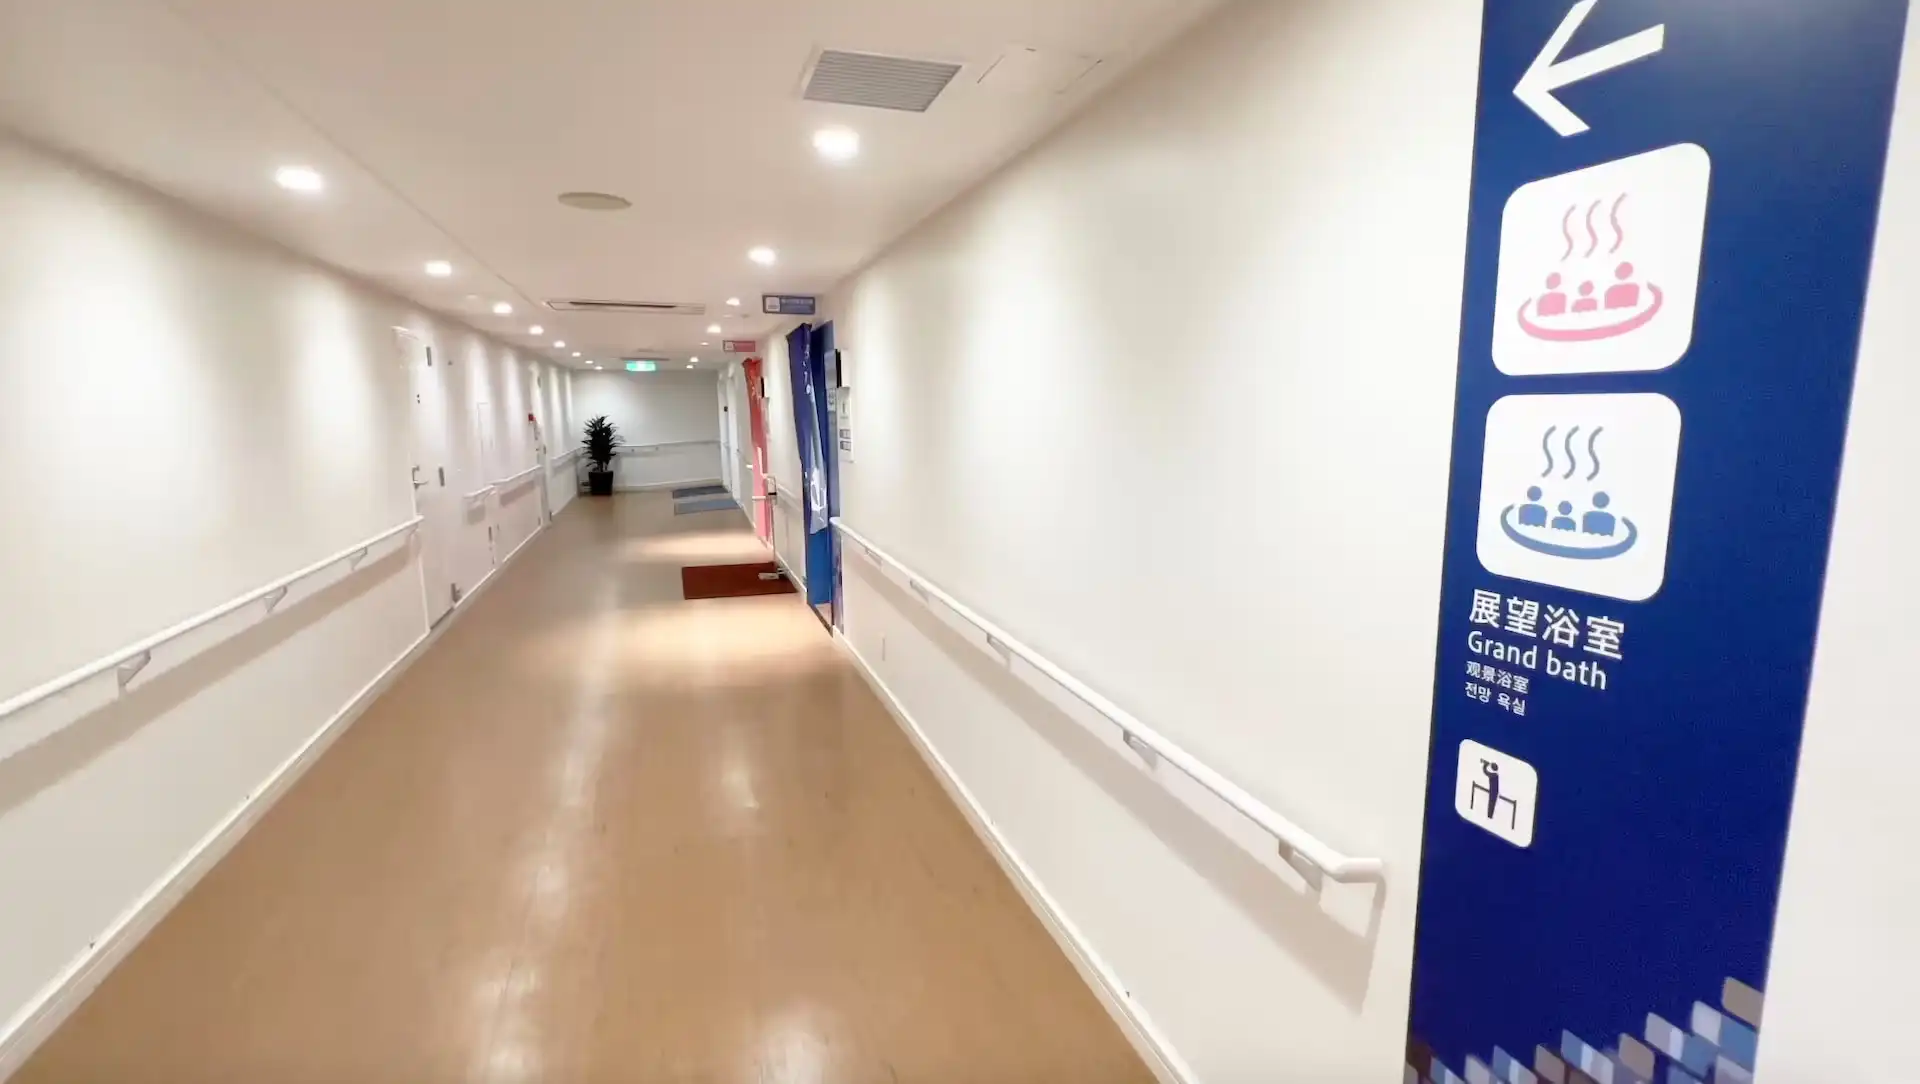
[1471,758,1520,830]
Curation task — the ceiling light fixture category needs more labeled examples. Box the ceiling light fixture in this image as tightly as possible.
[492,302,513,315]
[690,356,700,364]
[572,352,582,358]
[748,247,777,267]
[554,340,566,349]
[812,126,861,162]
[726,297,742,307]
[706,324,723,334]
[274,165,325,193]
[557,191,633,211]
[424,260,454,278]
[528,325,544,336]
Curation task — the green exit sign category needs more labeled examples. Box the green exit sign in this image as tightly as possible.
[625,360,657,372]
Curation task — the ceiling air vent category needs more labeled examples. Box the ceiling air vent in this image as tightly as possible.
[803,49,963,113]
[545,299,707,316]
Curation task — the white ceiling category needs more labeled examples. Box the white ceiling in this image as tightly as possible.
[0,0,1221,370]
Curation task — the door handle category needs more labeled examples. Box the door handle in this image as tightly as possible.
[412,466,429,489]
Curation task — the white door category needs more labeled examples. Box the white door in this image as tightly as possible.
[471,401,497,565]
[397,330,459,625]
[528,367,550,524]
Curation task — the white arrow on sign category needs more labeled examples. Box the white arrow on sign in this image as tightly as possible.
[1515,0,1666,137]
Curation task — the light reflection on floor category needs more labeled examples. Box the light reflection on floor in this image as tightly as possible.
[621,525,773,567]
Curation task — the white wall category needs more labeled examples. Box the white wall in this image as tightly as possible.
[716,366,750,504]
[1757,10,1920,1079]
[760,336,810,582]
[729,366,754,505]
[759,1,1482,1078]
[752,1,1920,1079]
[0,132,574,1061]
[571,369,722,490]
[444,335,549,579]
[544,367,579,519]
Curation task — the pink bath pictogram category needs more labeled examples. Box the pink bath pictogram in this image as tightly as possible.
[1493,145,1710,376]
[1516,195,1667,343]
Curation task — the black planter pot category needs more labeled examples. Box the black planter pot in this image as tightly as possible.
[588,470,614,496]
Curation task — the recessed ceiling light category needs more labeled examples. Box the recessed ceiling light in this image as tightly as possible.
[726,297,742,307]
[554,340,566,349]
[701,341,711,346]
[557,191,633,211]
[706,324,723,334]
[424,260,453,278]
[274,165,325,193]
[748,247,777,266]
[572,352,582,358]
[528,325,544,336]
[691,356,700,364]
[492,302,513,315]
[812,126,861,162]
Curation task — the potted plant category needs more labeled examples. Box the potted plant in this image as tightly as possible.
[583,415,619,496]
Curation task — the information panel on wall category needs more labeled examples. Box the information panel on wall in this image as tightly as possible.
[1408,3,1908,1082]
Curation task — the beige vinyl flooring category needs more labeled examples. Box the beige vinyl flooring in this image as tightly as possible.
[16,492,1151,1084]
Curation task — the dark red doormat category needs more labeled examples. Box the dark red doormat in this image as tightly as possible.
[681,562,797,600]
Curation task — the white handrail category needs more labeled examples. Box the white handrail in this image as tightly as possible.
[831,518,1385,884]
[464,485,495,503]
[491,464,542,491]
[551,448,583,467]
[616,439,719,454]
[0,517,423,735]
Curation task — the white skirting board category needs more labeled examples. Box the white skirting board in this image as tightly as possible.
[774,549,806,593]
[833,632,1195,1084]
[0,513,551,1081]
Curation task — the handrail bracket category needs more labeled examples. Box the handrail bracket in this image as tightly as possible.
[1277,841,1327,887]
[1120,730,1160,768]
[116,651,152,691]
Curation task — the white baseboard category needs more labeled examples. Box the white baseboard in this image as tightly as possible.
[491,518,544,572]
[774,549,806,592]
[832,632,1195,1084]
[0,517,546,1080]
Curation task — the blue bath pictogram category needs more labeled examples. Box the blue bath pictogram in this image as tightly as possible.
[1504,425,1640,560]
[1501,501,1639,560]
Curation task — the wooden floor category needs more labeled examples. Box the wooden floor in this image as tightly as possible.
[17,494,1151,1084]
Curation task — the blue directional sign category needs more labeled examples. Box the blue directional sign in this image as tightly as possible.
[1407,3,1909,1082]
[762,294,818,316]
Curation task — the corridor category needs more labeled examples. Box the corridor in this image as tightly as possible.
[4,0,1919,1078]
[15,495,1149,1084]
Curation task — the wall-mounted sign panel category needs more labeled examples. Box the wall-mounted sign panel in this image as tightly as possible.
[1408,2,1909,1083]
[763,294,818,316]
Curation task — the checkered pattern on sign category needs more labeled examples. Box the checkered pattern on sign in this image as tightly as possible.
[1411,978,1764,1084]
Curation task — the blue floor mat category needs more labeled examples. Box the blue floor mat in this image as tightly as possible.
[672,484,728,499]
